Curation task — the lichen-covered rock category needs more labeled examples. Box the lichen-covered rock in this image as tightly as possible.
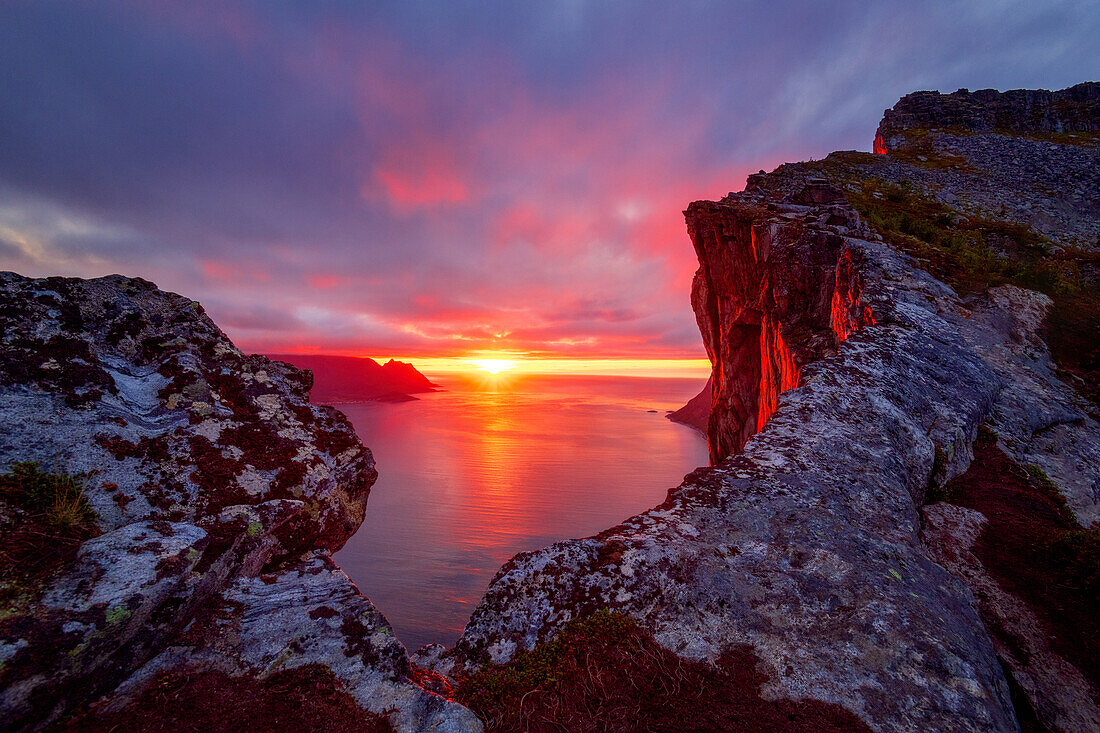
[0,272,374,549]
[923,503,1100,732]
[0,273,477,731]
[437,86,1100,732]
[962,286,1100,527]
[442,196,1020,732]
[101,552,480,732]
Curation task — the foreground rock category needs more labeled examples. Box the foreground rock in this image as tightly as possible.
[0,273,479,731]
[429,84,1100,732]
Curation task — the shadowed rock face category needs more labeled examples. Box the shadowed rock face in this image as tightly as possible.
[874,82,1100,154]
[666,376,711,434]
[0,273,479,732]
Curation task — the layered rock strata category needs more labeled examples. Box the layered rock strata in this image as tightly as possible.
[0,273,479,732]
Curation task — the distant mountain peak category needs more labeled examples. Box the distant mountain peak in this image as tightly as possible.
[265,354,437,404]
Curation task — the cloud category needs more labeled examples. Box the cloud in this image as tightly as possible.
[0,1,1097,362]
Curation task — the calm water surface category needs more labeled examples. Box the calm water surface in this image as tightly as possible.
[332,373,709,650]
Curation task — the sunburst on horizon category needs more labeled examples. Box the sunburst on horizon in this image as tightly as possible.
[471,358,517,374]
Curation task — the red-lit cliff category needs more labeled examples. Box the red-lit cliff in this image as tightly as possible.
[685,189,874,463]
[435,83,1100,733]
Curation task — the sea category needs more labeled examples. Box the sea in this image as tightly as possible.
[331,373,710,651]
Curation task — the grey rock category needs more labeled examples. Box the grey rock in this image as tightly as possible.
[102,552,481,732]
[0,272,478,731]
[444,198,1020,732]
[923,503,1100,731]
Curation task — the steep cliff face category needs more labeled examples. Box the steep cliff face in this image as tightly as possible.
[433,84,1100,733]
[686,194,874,463]
[440,194,1023,732]
[0,273,479,732]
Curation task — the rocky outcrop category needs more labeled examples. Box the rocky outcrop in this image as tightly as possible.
[875,82,1100,153]
[666,377,711,433]
[437,194,1021,731]
[0,273,479,731]
[686,189,875,463]
[425,86,1100,732]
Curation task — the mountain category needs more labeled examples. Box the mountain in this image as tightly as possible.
[265,354,438,404]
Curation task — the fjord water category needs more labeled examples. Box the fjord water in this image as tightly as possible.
[332,373,709,650]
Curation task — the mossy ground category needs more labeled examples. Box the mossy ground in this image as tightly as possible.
[940,429,1099,707]
[846,179,1100,410]
[0,462,100,602]
[456,610,871,732]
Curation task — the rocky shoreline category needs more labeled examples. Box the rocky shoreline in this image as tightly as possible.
[2,83,1099,731]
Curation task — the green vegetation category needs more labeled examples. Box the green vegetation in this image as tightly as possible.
[925,444,952,502]
[849,179,1057,292]
[0,462,100,592]
[1025,465,1078,527]
[848,179,1100,410]
[0,462,98,534]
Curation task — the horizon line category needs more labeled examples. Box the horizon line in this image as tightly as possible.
[263,352,712,379]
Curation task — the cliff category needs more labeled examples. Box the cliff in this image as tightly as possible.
[4,81,1099,732]
[427,84,1100,732]
[0,273,479,731]
[266,354,438,404]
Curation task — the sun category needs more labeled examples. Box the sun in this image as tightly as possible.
[472,359,516,374]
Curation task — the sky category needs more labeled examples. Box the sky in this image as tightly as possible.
[1,1,1097,374]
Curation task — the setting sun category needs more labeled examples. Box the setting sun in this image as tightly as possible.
[472,359,517,374]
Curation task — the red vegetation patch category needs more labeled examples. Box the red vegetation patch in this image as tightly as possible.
[186,435,244,498]
[457,610,871,732]
[95,433,172,463]
[220,422,300,472]
[944,430,1099,694]
[1045,289,1100,412]
[65,665,392,733]
[206,371,256,419]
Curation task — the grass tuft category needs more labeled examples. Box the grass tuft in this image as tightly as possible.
[1044,529,1100,596]
[0,462,100,593]
[1025,465,1078,527]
